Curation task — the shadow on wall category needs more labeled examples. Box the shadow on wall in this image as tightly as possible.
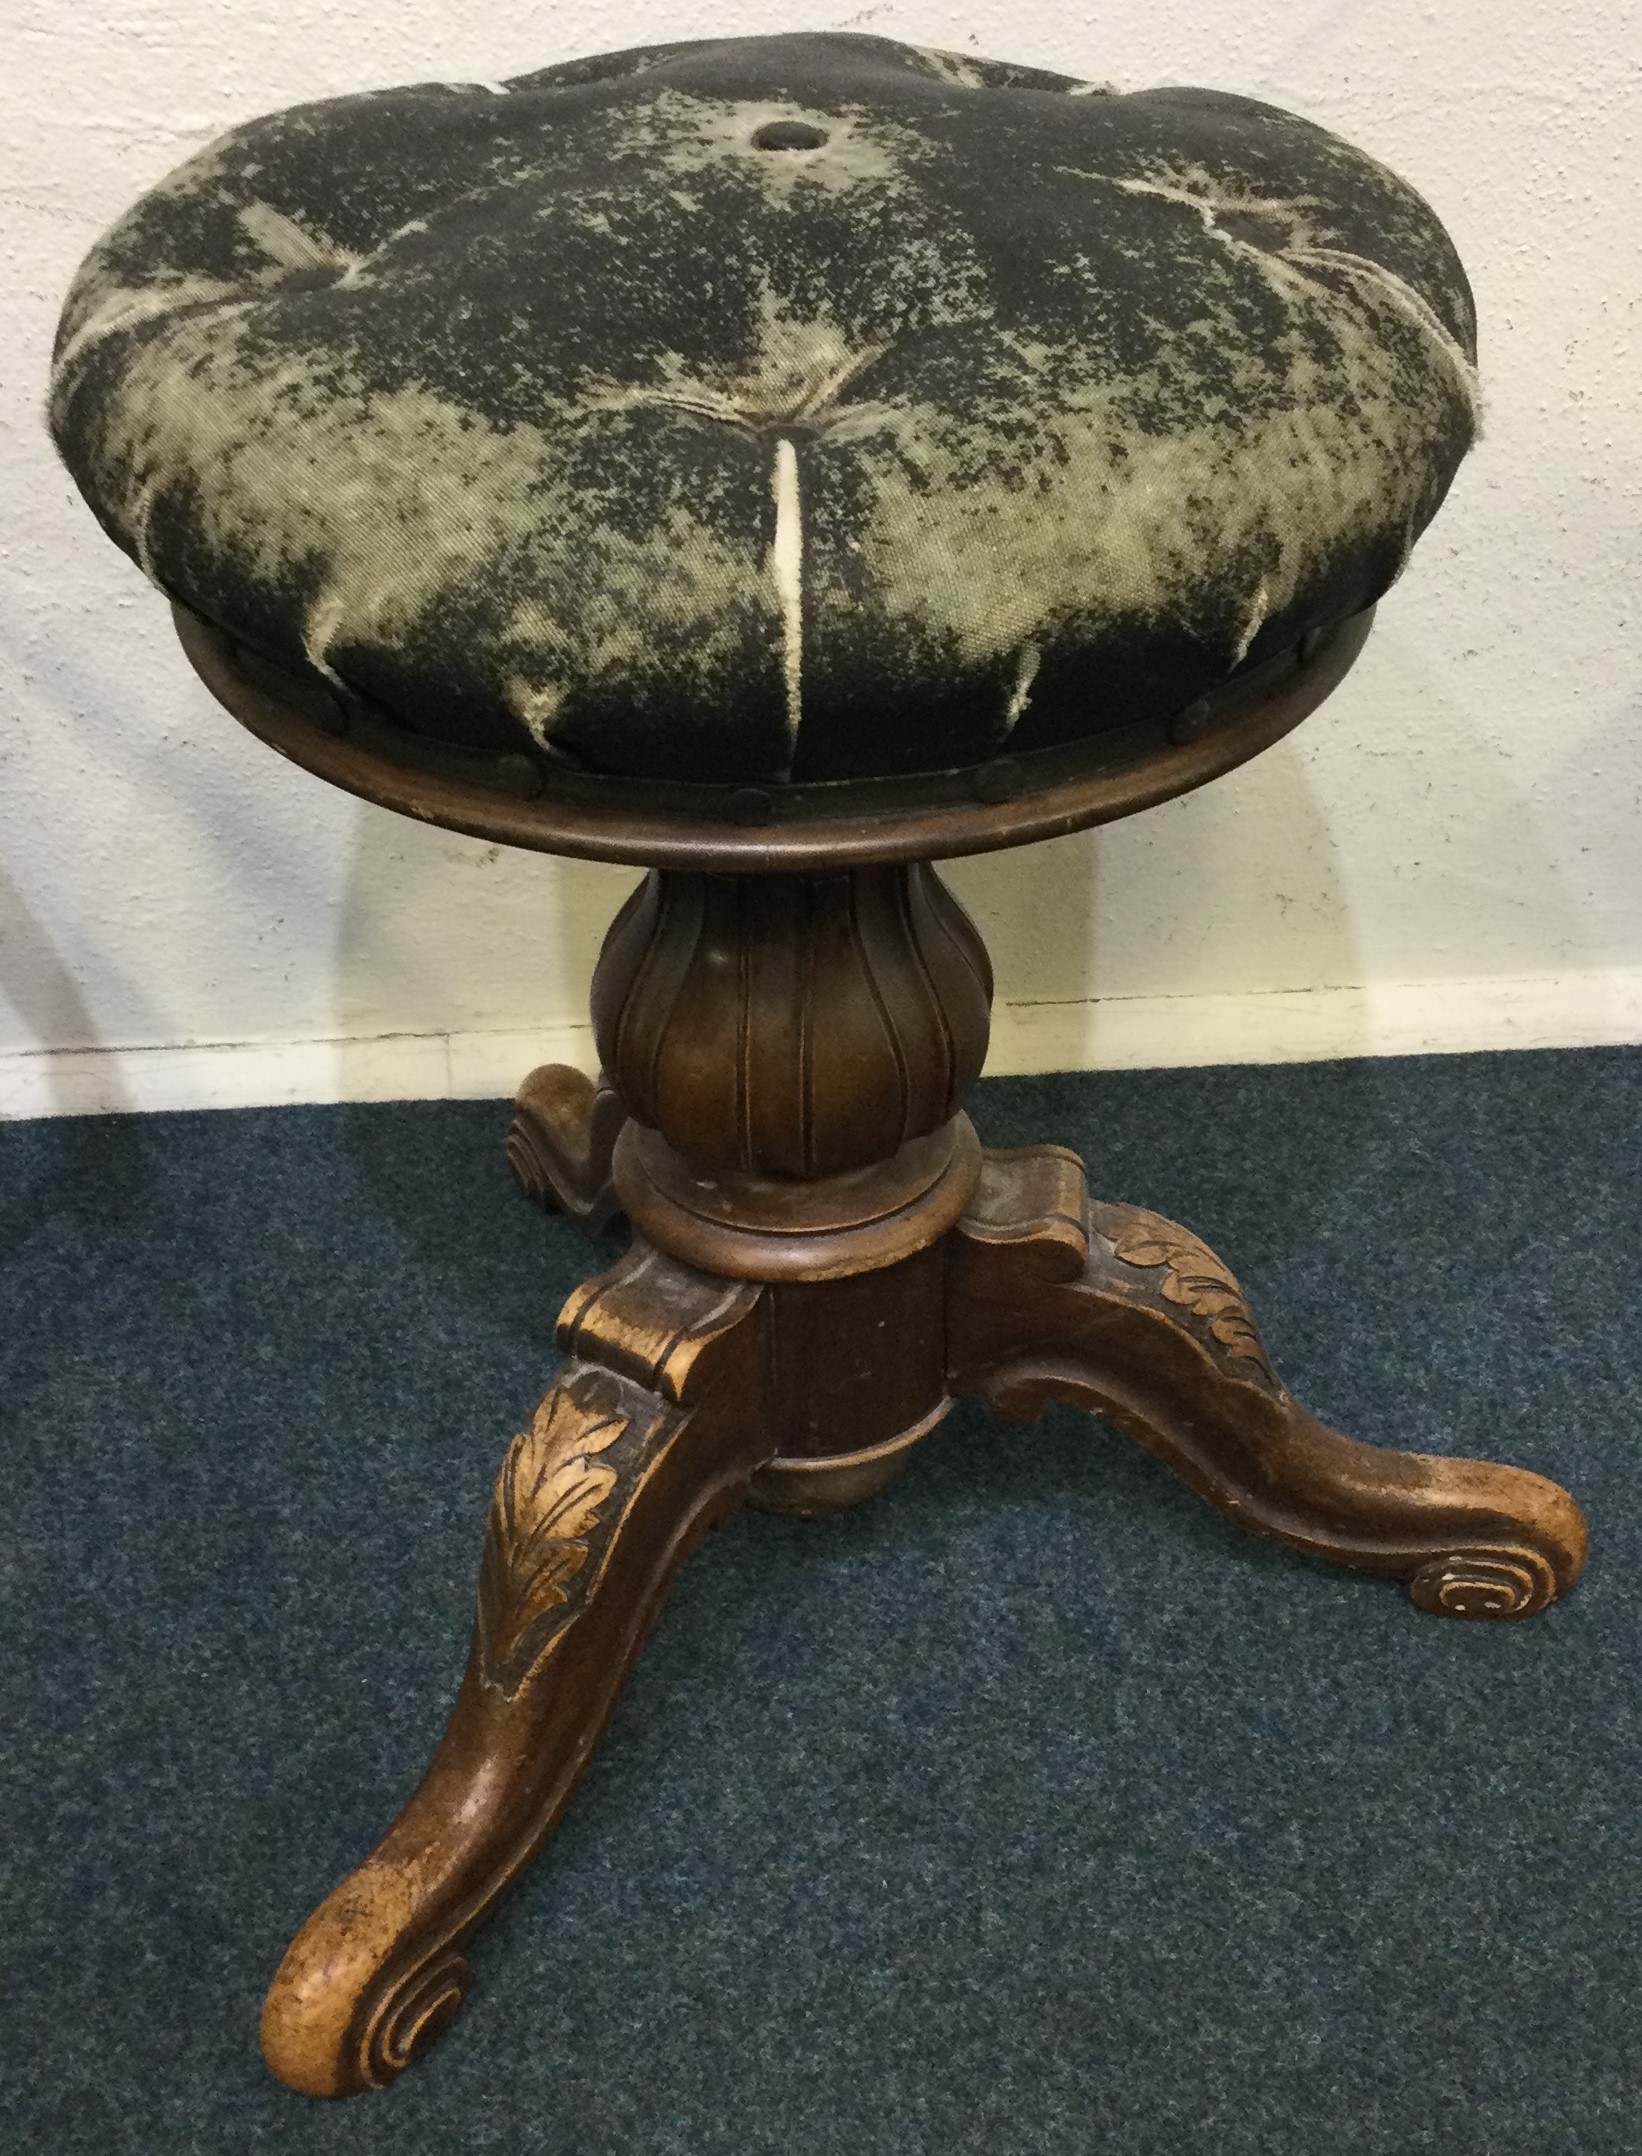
[944,706,1370,1058]
[322,802,633,1289]
[947,614,1592,1063]
[0,860,162,1256]
[328,801,636,1101]
[1310,619,1600,984]
[1496,676,1642,980]
[0,858,135,1114]
[0,592,165,1118]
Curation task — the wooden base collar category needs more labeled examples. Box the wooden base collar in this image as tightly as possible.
[746,1397,954,1515]
[613,1114,982,1279]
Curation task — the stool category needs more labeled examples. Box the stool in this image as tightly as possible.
[51,32,1587,2099]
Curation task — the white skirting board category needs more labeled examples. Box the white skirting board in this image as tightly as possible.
[3,969,1640,1120]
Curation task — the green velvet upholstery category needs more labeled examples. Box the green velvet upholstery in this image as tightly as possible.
[50,33,1478,790]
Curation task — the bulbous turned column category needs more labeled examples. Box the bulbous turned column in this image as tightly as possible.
[591,863,994,1279]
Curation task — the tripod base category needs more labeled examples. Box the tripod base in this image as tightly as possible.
[262,1072,1587,2097]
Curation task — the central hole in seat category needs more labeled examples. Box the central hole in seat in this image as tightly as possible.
[752,119,828,151]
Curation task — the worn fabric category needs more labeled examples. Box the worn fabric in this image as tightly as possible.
[50,33,1478,786]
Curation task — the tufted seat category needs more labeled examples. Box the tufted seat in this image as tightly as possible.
[50,32,1476,797]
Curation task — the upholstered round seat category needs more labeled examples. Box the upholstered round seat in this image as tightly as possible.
[50,31,1475,798]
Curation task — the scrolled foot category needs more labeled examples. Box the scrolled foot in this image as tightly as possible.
[366,1950,471,2082]
[949,1147,1588,1619]
[1407,1546,1558,1620]
[506,1064,626,1230]
[262,1922,472,2099]
[261,1243,768,2096]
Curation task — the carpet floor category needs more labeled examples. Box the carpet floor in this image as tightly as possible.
[3,1048,1638,2154]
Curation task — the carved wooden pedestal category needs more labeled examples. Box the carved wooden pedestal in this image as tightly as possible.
[260,858,1588,2097]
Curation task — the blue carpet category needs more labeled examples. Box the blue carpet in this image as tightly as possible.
[3,1049,1638,2153]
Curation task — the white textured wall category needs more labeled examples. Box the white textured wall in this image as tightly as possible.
[4,0,1639,1115]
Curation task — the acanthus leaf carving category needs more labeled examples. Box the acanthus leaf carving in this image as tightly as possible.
[1105,1210,1279,1390]
[477,1373,641,1698]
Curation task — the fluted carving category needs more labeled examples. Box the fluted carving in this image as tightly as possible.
[591,864,992,1178]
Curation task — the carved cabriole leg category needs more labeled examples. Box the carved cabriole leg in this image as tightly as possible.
[948,1147,1588,1618]
[260,1242,770,2098]
[506,1064,626,1230]
[264,860,990,2097]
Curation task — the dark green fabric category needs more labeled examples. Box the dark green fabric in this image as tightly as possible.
[50,34,1476,787]
[4,1050,1637,2152]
